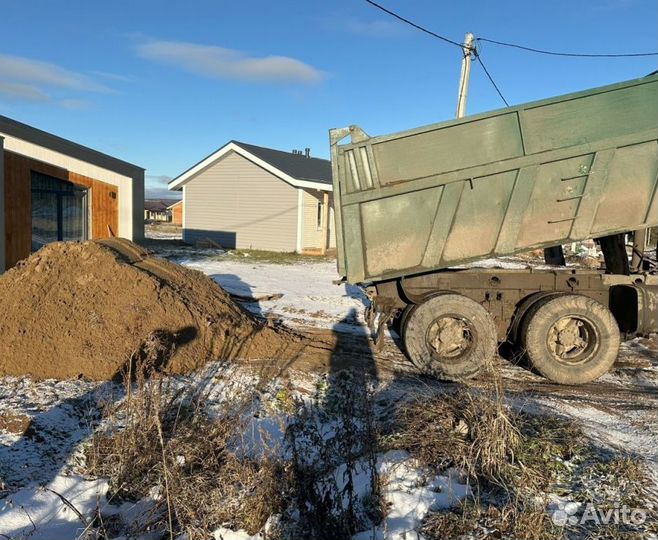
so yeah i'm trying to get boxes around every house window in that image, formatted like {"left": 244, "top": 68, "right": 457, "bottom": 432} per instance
{"left": 316, "top": 200, "right": 324, "bottom": 230}
{"left": 31, "top": 171, "right": 89, "bottom": 251}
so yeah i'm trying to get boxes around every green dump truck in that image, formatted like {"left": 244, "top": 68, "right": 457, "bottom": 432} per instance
{"left": 330, "top": 73, "right": 658, "bottom": 384}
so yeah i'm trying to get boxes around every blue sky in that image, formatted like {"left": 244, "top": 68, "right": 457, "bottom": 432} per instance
{"left": 0, "top": 0, "right": 656, "bottom": 198}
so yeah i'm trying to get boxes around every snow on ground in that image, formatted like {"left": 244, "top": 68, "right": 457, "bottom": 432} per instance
{"left": 1, "top": 247, "right": 656, "bottom": 539}
{"left": 214, "top": 450, "right": 470, "bottom": 540}
{"left": 181, "top": 255, "right": 368, "bottom": 331}
{"left": 0, "top": 377, "right": 106, "bottom": 489}
{"left": 352, "top": 452, "right": 470, "bottom": 540}
{"left": 0, "top": 475, "right": 108, "bottom": 540}
{"left": 178, "top": 251, "right": 567, "bottom": 331}
{"left": 144, "top": 223, "right": 182, "bottom": 241}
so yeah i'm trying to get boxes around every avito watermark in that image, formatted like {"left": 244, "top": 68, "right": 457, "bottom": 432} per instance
{"left": 552, "top": 501, "right": 647, "bottom": 527}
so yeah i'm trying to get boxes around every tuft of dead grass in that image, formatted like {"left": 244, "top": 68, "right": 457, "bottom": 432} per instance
{"left": 391, "top": 385, "right": 521, "bottom": 490}
{"left": 421, "top": 499, "right": 563, "bottom": 540}
{"left": 284, "top": 370, "right": 382, "bottom": 539}
{"left": 392, "top": 384, "right": 656, "bottom": 540}
{"left": 86, "top": 357, "right": 286, "bottom": 538}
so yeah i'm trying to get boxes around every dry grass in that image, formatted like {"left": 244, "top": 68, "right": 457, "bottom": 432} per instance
{"left": 284, "top": 370, "right": 382, "bottom": 539}
{"left": 422, "top": 499, "right": 563, "bottom": 540}
{"left": 85, "top": 342, "right": 383, "bottom": 539}
{"left": 86, "top": 356, "right": 286, "bottom": 538}
{"left": 572, "top": 456, "right": 657, "bottom": 512}
{"left": 83, "top": 340, "right": 654, "bottom": 539}
{"left": 391, "top": 383, "right": 522, "bottom": 491}
{"left": 389, "top": 371, "right": 654, "bottom": 540}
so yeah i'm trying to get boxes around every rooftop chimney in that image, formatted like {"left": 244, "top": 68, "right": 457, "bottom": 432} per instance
{"left": 304, "top": 147, "right": 310, "bottom": 158}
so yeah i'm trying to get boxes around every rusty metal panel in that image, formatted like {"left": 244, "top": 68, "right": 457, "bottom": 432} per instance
{"left": 521, "top": 84, "right": 658, "bottom": 154}
{"left": 591, "top": 141, "right": 658, "bottom": 234}
{"left": 331, "top": 74, "right": 658, "bottom": 284}
{"left": 442, "top": 171, "right": 517, "bottom": 263}
{"left": 371, "top": 112, "right": 524, "bottom": 185}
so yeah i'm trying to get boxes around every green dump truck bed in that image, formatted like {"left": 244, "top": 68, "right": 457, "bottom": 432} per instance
{"left": 330, "top": 73, "right": 658, "bottom": 284}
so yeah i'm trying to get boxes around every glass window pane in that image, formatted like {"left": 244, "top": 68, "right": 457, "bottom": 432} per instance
{"left": 32, "top": 171, "right": 80, "bottom": 192}
{"left": 62, "top": 193, "right": 86, "bottom": 242}
{"left": 31, "top": 172, "right": 88, "bottom": 251}
{"left": 31, "top": 191, "right": 59, "bottom": 251}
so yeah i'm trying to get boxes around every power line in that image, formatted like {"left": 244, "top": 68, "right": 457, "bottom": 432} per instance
{"left": 473, "top": 52, "right": 509, "bottom": 107}
{"left": 363, "top": 0, "right": 464, "bottom": 49}
{"left": 477, "top": 37, "right": 658, "bottom": 58}
{"left": 362, "top": 0, "right": 656, "bottom": 109}
{"left": 362, "top": 0, "right": 658, "bottom": 58}
{"left": 363, "top": 1, "right": 508, "bottom": 106}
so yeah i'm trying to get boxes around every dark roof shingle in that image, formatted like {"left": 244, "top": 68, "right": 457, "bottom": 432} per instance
{"left": 144, "top": 200, "right": 171, "bottom": 212}
{"left": 232, "top": 141, "right": 332, "bottom": 185}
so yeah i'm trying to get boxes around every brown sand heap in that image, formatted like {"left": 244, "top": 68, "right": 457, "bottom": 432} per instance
{"left": 0, "top": 238, "right": 305, "bottom": 380}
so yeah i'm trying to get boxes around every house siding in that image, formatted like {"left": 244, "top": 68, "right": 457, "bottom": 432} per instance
{"left": 1, "top": 131, "right": 143, "bottom": 243}
{"left": 301, "top": 189, "right": 336, "bottom": 250}
{"left": 183, "top": 151, "right": 299, "bottom": 251}
{"left": 170, "top": 201, "right": 183, "bottom": 225}
{"left": 3, "top": 150, "right": 120, "bottom": 269}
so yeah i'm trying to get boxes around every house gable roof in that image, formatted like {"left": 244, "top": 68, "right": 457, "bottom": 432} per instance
{"left": 0, "top": 114, "right": 143, "bottom": 177}
{"left": 144, "top": 199, "right": 171, "bottom": 212}
{"left": 168, "top": 140, "right": 332, "bottom": 192}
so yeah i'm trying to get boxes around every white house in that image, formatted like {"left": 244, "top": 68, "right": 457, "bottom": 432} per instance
{"left": 168, "top": 141, "right": 335, "bottom": 253}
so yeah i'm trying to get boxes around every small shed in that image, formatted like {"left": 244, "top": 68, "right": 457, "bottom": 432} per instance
{"left": 168, "top": 141, "right": 335, "bottom": 253}
{"left": 0, "top": 115, "right": 144, "bottom": 272}
{"left": 168, "top": 200, "right": 183, "bottom": 226}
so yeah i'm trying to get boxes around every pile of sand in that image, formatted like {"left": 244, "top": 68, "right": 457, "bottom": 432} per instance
{"left": 0, "top": 239, "right": 303, "bottom": 380}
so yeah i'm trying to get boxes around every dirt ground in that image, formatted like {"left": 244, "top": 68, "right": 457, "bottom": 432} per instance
{"left": 272, "top": 325, "right": 658, "bottom": 484}
{"left": 0, "top": 239, "right": 318, "bottom": 380}
{"left": 1, "top": 240, "right": 656, "bottom": 538}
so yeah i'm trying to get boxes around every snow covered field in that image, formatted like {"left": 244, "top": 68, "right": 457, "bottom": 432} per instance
{"left": 1, "top": 246, "right": 656, "bottom": 539}
{"left": 181, "top": 255, "right": 368, "bottom": 331}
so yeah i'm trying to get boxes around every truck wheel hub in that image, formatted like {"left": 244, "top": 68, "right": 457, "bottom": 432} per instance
{"left": 428, "top": 316, "right": 472, "bottom": 358}
{"left": 547, "top": 316, "right": 594, "bottom": 362}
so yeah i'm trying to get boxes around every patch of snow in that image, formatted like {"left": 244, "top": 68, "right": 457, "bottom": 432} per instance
{"left": 352, "top": 450, "right": 469, "bottom": 540}
{"left": 181, "top": 258, "right": 368, "bottom": 330}
{"left": 213, "top": 526, "right": 262, "bottom": 540}
{"left": 0, "top": 474, "right": 107, "bottom": 540}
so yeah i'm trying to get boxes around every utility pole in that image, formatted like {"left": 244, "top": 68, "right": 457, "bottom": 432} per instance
{"left": 456, "top": 32, "right": 475, "bottom": 118}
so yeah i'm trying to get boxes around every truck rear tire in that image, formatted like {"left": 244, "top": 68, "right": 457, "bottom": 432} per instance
{"left": 396, "top": 304, "right": 417, "bottom": 338}
{"left": 404, "top": 294, "right": 497, "bottom": 380}
{"left": 520, "top": 294, "right": 620, "bottom": 385}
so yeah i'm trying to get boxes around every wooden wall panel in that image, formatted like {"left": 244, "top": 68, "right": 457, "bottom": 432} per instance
{"left": 171, "top": 202, "right": 183, "bottom": 226}
{"left": 4, "top": 151, "right": 119, "bottom": 268}
{"left": 69, "top": 172, "right": 119, "bottom": 238}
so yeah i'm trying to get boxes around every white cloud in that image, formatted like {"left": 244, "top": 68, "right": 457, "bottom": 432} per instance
{"left": 0, "top": 53, "right": 112, "bottom": 106}
{"left": 147, "top": 174, "right": 173, "bottom": 185}
{"left": 0, "top": 54, "right": 111, "bottom": 92}
{"left": 146, "top": 174, "right": 179, "bottom": 200}
{"left": 59, "top": 98, "right": 93, "bottom": 110}
{"left": 136, "top": 39, "right": 324, "bottom": 84}
{"left": 0, "top": 81, "right": 49, "bottom": 102}
{"left": 344, "top": 18, "right": 406, "bottom": 38}
{"left": 90, "top": 70, "right": 131, "bottom": 82}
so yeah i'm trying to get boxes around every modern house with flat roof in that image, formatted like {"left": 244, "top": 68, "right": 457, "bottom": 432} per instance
{"left": 169, "top": 141, "right": 335, "bottom": 253}
{"left": 0, "top": 115, "right": 144, "bottom": 272}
